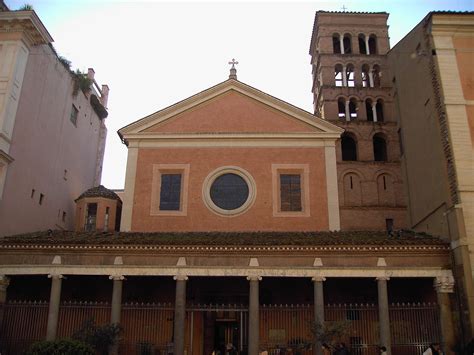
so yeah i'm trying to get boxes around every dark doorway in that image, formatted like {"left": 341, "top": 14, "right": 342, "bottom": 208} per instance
{"left": 215, "top": 321, "right": 239, "bottom": 355}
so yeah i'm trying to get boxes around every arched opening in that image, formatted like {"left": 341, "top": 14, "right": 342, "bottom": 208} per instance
{"left": 366, "top": 99, "right": 374, "bottom": 121}
{"left": 338, "top": 97, "right": 346, "bottom": 119}
{"left": 346, "top": 64, "right": 355, "bottom": 87}
{"left": 343, "top": 34, "right": 352, "bottom": 54}
{"left": 335, "top": 64, "right": 343, "bottom": 87}
{"left": 361, "top": 64, "right": 370, "bottom": 87}
{"left": 373, "top": 134, "right": 387, "bottom": 161}
{"left": 349, "top": 98, "right": 358, "bottom": 120}
{"left": 358, "top": 34, "right": 367, "bottom": 54}
{"left": 368, "top": 35, "right": 377, "bottom": 54}
{"left": 333, "top": 34, "right": 341, "bottom": 54}
{"left": 341, "top": 134, "right": 357, "bottom": 161}
{"left": 373, "top": 65, "right": 381, "bottom": 87}
{"left": 376, "top": 99, "right": 384, "bottom": 122}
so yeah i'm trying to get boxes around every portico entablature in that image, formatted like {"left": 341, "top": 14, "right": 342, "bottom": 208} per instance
{"left": 0, "top": 264, "right": 454, "bottom": 280}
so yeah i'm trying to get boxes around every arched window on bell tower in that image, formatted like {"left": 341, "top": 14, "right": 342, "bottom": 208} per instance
{"left": 361, "top": 64, "right": 370, "bottom": 87}
{"left": 358, "top": 34, "right": 367, "bottom": 54}
{"left": 369, "top": 35, "right": 378, "bottom": 54}
{"left": 341, "top": 133, "right": 358, "bottom": 161}
{"left": 366, "top": 99, "right": 374, "bottom": 121}
{"left": 338, "top": 97, "right": 346, "bottom": 119}
{"left": 346, "top": 64, "right": 355, "bottom": 87}
{"left": 343, "top": 33, "right": 352, "bottom": 54}
{"left": 335, "top": 64, "right": 343, "bottom": 87}
{"left": 376, "top": 99, "right": 385, "bottom": 122}
{"left": 373, "top": 134, "right": 388, "bottom": 162}
{"left": 333, "top": 34, "right": 341, "bottom": 54}
{"left": 349, "top": 98, "right": 358, "bottom": 120}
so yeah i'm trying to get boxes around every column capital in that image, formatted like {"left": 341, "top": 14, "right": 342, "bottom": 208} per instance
{"left": 247, "top": 276, "right": 262, "bottom": 281}
{"left": 47, "top": 274, "right": 64, "bottom": 280}
{"left": 0, "top": 275, "right": 10, "bottom": 291}
{"left": 376, "top": 276, "right": 390, "bottom": 281}
{"left": 109, "top": 275, "right": 125, "bottom": 281}
{"left": 312, "top": 276, "right": 326, "bottom": 282}
{"left": 173, "top": 275, "right": 188, "bottom": 281}
{"left": 434, "top": 275, "right": 455, "bottom": 293}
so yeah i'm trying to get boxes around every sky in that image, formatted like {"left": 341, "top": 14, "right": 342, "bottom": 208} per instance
{"left": 5, "top": 0, "right": 474, "bottom": 189}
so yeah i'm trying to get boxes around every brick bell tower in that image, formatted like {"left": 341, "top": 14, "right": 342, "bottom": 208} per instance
{"left": 309, "top": 11, "right": 407, "bottom": 231}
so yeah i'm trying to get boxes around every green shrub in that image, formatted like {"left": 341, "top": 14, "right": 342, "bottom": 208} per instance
{"left": 72, "top": 318, "right": 123, "bottom": 354}
{"left": 25, "top": 339, "right": 94, "bottom": 355}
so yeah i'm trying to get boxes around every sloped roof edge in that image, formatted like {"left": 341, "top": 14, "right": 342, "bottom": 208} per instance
{"left": 118, "top": 78, "right": 343, "bottom": 143}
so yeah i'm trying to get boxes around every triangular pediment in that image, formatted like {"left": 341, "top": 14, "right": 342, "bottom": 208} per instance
{"left": 119, "top": 79, "right": 343, "bottom": 142}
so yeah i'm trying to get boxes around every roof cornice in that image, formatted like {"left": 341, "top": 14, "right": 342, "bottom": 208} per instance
{"left": 0, "top": 243, "right": 450, "bottom": 253}
{"left": 118, "top": 79, "right": 343, "bottom": 144}
{"left": 0, "top": 10, "right": 53, "bottom": 45}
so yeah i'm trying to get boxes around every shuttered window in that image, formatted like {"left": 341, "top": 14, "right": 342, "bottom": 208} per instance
{"left": 280, "top": 174, "right": 302, "bottom": 212}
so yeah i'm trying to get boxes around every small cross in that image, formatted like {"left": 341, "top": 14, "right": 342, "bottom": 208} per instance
{"left": 341, "top": 4, "right": 347, "bottom": 11}
{"left": 228, "top": 58, "right": 239, "bottom": 69}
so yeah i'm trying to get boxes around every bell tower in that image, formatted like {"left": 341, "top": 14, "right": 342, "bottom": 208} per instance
{"left": 309, "top": 11, "right": 407, "bottom": 230}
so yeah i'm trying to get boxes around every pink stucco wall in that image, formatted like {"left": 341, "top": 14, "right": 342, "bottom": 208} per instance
{"left": 146, "top": 91, "right": 318, "bottom": 134}
{"left": 0, "top": 44, "right": 106, "bottom": 236}
{"left": 131, "top": 147, "right": 329, "bottom": 232}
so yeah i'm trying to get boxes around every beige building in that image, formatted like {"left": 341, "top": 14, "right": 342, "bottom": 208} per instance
{"left": 309, "top": 11, "right": 407, "bottom": 232}
{"left": 0, "top": 6, "right": 109, "bottom": 236}
{"left": 388, "top": 11, "right": 474, "bottom": 342}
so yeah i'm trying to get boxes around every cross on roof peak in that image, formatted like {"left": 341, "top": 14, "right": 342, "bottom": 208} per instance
{"left": 228, "top": 58, "right": 238, "bottom": 80}
{"left": 341, "top": 4, "right": 348, "bottom": 11}
{"left": 228, "top": 58, "right": 239, "bottom": 69}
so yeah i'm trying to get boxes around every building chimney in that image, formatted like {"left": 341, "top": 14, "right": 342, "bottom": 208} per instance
{"left": 87, "top": 68, "right": 95, "bottom": 81}
{"left": 101, "top": 84, "right": 109, "bottom": 108}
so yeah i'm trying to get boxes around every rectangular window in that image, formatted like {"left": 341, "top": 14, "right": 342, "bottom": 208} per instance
{"left": 280, "top": 174, "right": 302, "bottom": 212}
{"left": 62, "top": 211, "right": 66, "bottom": 222}
{"left": 272, "top": 164, "right": 310, "bottom": 217}
{"left": 70, "top": 105, "right": 78, "bottom": 126}
{"left": 104, "top": 207, "right": 110, "bottom": 232}
{"left": 151, "top": 164, "right": 190, "bottom": 216}
{"left": 39, "top": 193, "right": 44, "bottom": 205}
{"left": 386, "top": 218, "right": 394, "bottom": 234}
{"left": 159, "top": 174, "right": 182, "bottom": 211}
{"left": 85, "top": 203, "right": 97, "bottom": 232}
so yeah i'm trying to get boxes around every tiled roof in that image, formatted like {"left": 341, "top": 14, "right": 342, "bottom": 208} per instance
{"left": 0, "top": 230, "right": 448, "bottom": 247}
{"left": 75, "top": 185, "right": 121, "bottom": 202}
{"left": 316, "top": 10, "right": 388, "bottom": 14}
{"left": 430, "top": 10, "right": 474, "bottom": 14}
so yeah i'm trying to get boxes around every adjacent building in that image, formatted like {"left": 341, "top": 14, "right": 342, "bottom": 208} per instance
{"left": 0, "top": 6, "right": 109, "bottom": 236}
{"left": 388, "top": 11, "right": 474, "bottom": 343}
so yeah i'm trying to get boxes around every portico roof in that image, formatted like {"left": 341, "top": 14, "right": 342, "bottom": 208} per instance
{"left": 0, "top": 230, "right": 448, "bottom": 248}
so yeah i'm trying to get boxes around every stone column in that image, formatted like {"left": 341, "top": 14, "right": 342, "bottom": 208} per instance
{"left": 312, "top": 277, "right": 325, "bottom": 355}
{"left": 248, "top": 276, "right": 261, "bottom": 355}
{"left": 342, "top": 65, "right": 347, "bottom": 87}
{"left": 339, "top": 36, "right": 345, "bottom": 54}
{"left": 377, "top": 277, "right": 391, "bottom": 355}
{"left": 434, "top": 276, "right": 456, "bottom": 355}
{"left": 110, "top": 275, "right": 124, "bottom": 324}
{"left": 109, "top": 275, "right": 124, "bottom": 355}
{"left": 372, "top": 103, "right": 378, "bottom": 122}
{"left": 365, "top": 36, "right": 370, "bottom": 54}
{"left": 173, "top": 275, "right": 188, "bottom": 355}
{"left": 345, "top": 100, "right": 350, "bottom": 122}
{"left": 0, "top": 275, "right": 10, "bottom": 331}
{"left": 46, "top": 274, "right": 63, "bottom": 341}
{"left": 369, "top": 70, "right": 375, "bottom": 88}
